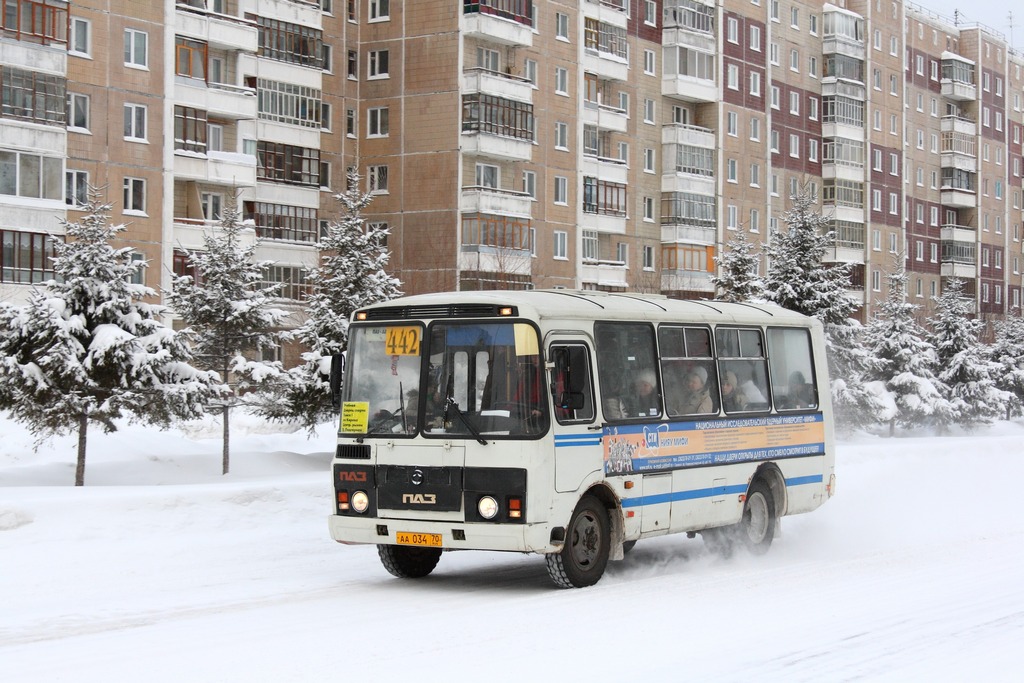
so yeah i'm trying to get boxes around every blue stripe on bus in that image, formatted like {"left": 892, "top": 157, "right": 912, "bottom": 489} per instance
{"left": 554, "top": 434, "right": 602, "bottom": 448}
{"left": 621, "top": 474, "right": 824, "bottom": 508}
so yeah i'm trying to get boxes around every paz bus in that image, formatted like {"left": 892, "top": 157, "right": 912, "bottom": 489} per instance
{"left": 328, "top": 290, "right": 836, "bottom": 588}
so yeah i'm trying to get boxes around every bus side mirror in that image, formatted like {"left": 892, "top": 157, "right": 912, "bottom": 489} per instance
{"left": 329, "top": 353, "right": 344, "bottom": 410}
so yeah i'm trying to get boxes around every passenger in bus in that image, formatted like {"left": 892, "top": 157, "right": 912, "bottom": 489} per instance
{"left": 779, "top": 371, "right": 815, "bottom": 409}
{"left": 606, "top": 369, "right": 660, "bottom": 419}
{"left": 670, "top": 366, "right": 713, "bottom": 416}
{"left": 720, "top": 370, "right": 749, "bottom": 412}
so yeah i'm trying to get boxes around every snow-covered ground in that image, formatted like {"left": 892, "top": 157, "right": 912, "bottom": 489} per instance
{"left": 2, "top": 413, "right": 1022, "bottom": 682}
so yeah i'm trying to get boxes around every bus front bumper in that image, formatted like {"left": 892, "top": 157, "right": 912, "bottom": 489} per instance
{"left": 327, "top": 515, "right": 558, "bottom": 554}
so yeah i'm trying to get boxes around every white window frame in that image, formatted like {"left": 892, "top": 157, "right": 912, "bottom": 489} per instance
{"left": 123, "top": 103, "right": 147, "bottom": 142}
{"left": 367, "top": 106, "right": 389, "bottom": 137}
{"left": 124, "top": 28, "right": 148, "bottom": 69}
{"left": 123, "top": 176, "right": 146, "bottom": 214}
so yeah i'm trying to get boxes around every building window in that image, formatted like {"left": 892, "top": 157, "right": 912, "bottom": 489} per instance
{"left": 347, "top": 50, "right": 357, "bottom": 78}
{"left": 554, "top": 176, "right": 568, "bottom": 205}
{"left": 522, "top": 170, "right": 536, "bottom": 199}
{"left": 67, "top": 92, "right": 88, "bottom": 130}
{"left": 644, "top": 49, "right": 655, "bottom": 75}
{"left": 257, "top": 16, "right": 324, "bottom": 68}
{"left": 201, "top": 192, "right": 223, "bottom": 221}
{"left": 173, "top": 106, "right": 207, "bottom": 153}
{"left": 369, "top": 0, "right": 389, "bottom": 21}
{"left": 555, "top": 66, "right": 568, "bottom": 95}
{"left": 645, "top": 0, "right": 657, "bottom": 25}
{"left": 643, "top": 244, "right": 655, "bottom": 270}
{"left": 643, "top": 196, "right": 654, "bottom": 220}
{"left": 0, "top": 150, "right": 62, "bottom": 199}
{"left": 582, "top": 229, "right": 598, "bottom": 261}
{"left": 462, "top": 94, "right": 534, "bottom": 141}
{"left": 367, "top": 165, "right": 388, "bottom": 194}
{"left": 124, "top": 29, "right": 148, "bottom": 68}
{"left": 122, "top": 103, "right": 147, "bottom": 141}
{"left": 475, "top": 163, "right": 498, "bottom": 188}
{"left": 175, "top": 37, "right": 207, "bottom": 79}
{"left": 0, "top": 229, "right": 61, "bottom": 284}
{"left": 556, "top": 12, "right": 569, "bottom": 39}
{"left": 65, "top": 170, "right": 88, "bottom": 207}
{"left": 123, "top": 177, "right": 146, "bottom": 213}
{"left": 262, "top": 265, "right": 312, "bottom": 301}
{"left": 582, "top": 177, "right": 627, "bottom": 217}
{"left": 368, "top": 49, "right": 389, "bottom": 78}
{"left": 643, "top": 98, "right": 655, "bottom": 123}
{"left": 244, "top": 201, "right": 319, "bottom": 243}
{"left": 553, "top": 230, "right": 567, "bottom": 259}
{"left": 1, "top": 67, "right": 66, "bottom": 126}
{"left": 70, "top": 17, "right": 90, "bottom": 56}
{"left": 555, "top": 121, "right": 568, "bottom": 150}
{"left": 643, "top": 148, "right": 655, "bottom": 172}
{"left": 257, "top": 79, "right": 322, "bottom": 128}
{"left": 257, "top": 142, "right": 320, "bottom": 187}
{"left": 207, "top": 123, "right": 223, "bottom": 152}
{"left": 524, "top": 59, "right": 537, "bottom": 86}
{"left": 367, "top": 106, "right": 389, "bottom": 137}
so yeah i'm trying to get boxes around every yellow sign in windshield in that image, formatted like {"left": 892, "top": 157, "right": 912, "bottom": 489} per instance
{"left": 384, "top": 326, "right": 421, "bottom": 356}
{"left": 340, "top": 401, "right": 370, "bottom": 433}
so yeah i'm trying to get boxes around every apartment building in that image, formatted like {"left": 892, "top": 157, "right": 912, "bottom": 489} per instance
{"left": 1, "top": 0, "right": 1023, "bottom": 343}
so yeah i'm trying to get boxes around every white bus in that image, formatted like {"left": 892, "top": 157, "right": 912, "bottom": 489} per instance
{"left": 328, "top": 290, "right": 836, "bottom": 588}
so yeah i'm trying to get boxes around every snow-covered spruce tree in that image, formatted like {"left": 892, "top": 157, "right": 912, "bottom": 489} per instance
{"left": 0, "top": 194, "right": 218, "bottom": 486}
{"left": 864, "top": 263, "right": 950, "bottom": 433}
{"left": 763, "top": 191, "right": 855, "bottom": 323}
{"left": 989, "top": 312, "right": 1024, "bottom": 419}
{"left": 763, "top": 191, "right": 884, "bottom": 432}
{"left": 711, "top": 229, "right": 765, "bottom": 302}
{"left": 254, "top": 168, "right": 402, "bottom": 430}
{"left": 928, "top": 278, "right": 1007, "bottom": 428}
{"left": 166, "top": 205, "right": 285, "bottom": 474}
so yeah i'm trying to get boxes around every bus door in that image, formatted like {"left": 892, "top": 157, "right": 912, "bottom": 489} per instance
{"left": 547, "top": 339, "right": 601, "bottom": 494}
{"left": 641, "top": 473, "right": 672, "bottom": 534}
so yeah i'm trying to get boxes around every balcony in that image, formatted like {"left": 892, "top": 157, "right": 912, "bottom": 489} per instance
{"left": 940, "top": 238, "right": 976, "bottom": 278}
{"left": 663, "top": 1, "right": 715, "bottom": 42}
{"left": 661, "top": 269, "right": 714, "bottom": 294}
{"left": 583, "top": 48, "right": 628, "bottom": 83}
{"left": 583, "top": 0, "right": 629, "bottom": 28}
{"left": 173, "top": 150, "right": 258, "bottom": 187}
{"left": 940, "top": 187, "right": 976, "bottom": 209}
{"left": 172, "top": 217, "right": 257, "bottom": 252}
{"left": 662, "top": 123, "right": 714, "bottom": 148}
{"left": 662, "top": 171, "right": 714, "bottom": 197}
{"left": 580, "top": 259, "right": 628, "bottom": 289}
{"left": 941, "top": 115, "right": 976, "bottom": 136}
{"left": 581, "top": 155, "right": 628, "bottom": 185}
{"left": 580, "top": 211, "right": 627, "bottom": 235}
{"left": 941, "top": 55, "right": 976, "bottom": 102}
{"left": 460, "top": 185, "right": 533, "bottom": 218}
{"left": 175, "top": 3, "right": 259, "bottom": 53}
{"left": 175, "top": 79, "right": 258, "bottom": 120}
{"left": 461, "top": 132, "right": 533, "bottom": 161}
{"left": 462, "top": 1, "right": 534, "bottom": 47}
{"left": 462, "top": 68, "right": 533, "bottom": 104}
{"left": 661, "top": 223, "right": 715, "bottom": 245}
{"left": 582, "top": 100, "right": 628, "bottom": 133}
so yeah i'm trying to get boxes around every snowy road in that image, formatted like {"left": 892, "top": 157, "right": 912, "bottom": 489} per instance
{"left": 2, "top": 423, "right": 1023, "bottom": 681}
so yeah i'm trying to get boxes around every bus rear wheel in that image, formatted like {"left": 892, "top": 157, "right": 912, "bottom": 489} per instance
{"left": 702, "top": 479, "right": 776, "bottom": 557}
{"left": 739, "top": 479, "right": 776, "bottom": 554}
{"left": 546, "top": 495, "right": 610, "bottom": 589}
{"left": 377, "top": 544, "right": 442, "bottom": 579}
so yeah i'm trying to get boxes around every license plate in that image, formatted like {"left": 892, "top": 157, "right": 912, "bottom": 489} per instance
{"left": 396, "top": 532, "right": 442, "bottom": 548}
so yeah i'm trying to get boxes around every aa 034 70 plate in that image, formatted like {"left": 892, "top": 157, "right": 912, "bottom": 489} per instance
{"left": 395, "top": 532, "right": 442, "bottom": 548}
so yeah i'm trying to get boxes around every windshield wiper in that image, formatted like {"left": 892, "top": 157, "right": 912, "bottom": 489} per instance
{"left": 443, "top": 395, "right": 488, "bottom": 446}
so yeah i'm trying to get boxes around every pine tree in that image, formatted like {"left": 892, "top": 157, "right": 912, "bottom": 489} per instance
{"left": 763, "top": 191, "right": 883, "bottom": 432}
{"left": 763, "top": 191, "right": 855, "bottom": 324}
{"left": 255, "top": 169, "right": 402, "bottom": 429}
{"left": 864, "top": 263, "right": 950, "bottom": 432}
{"left": 928, "top": 278, "right": 1007, "bottom": 428}
{"left": 711, "top": 229, "right": 764, "bottom": 302}
{"left": 166, "top": 205, "right": 285, "bottom": 474}
{"left": 989, "top": 313, "right": 1024, "bottom": 419}
{"left": 0, "top": 194, "right": 217, "bottom": 485}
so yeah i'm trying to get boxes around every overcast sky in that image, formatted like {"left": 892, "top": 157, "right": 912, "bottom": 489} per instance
{"left": 916, "top": 1, "right": 1022, "bottom": 50}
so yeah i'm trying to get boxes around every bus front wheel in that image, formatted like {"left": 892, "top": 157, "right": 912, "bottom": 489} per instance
{"left": 377, "top": 544, "right": 442, "bottom": 579}
{"left": 546, "top": 495, "right": 610, "bottom": 589}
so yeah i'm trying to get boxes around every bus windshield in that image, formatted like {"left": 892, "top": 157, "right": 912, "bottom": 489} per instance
{"left": 342, "top": 320, "right": 547, "bottom": 438}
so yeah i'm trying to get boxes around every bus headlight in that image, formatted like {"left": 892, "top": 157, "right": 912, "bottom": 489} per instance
{"left": 352, "top": 490, "right": 370, "bottom": 513}
{"left": 477, "top": 496, "right": 499, "bottom": 520}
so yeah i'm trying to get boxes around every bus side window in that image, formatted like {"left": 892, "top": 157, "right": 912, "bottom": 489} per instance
{"left": 595, "top": 322, "right": 661, "bottom": 421}
{"left": 767, "top": 328, "right": 818, "bottom": 410}
{"left": 550, "top": 344, "right": 595, "bottom": 423}
{"left": 716, "top": 327, "right": 771, "bottom": 413}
